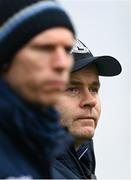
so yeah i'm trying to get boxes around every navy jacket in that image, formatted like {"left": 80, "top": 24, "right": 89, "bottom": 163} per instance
{"left": 52, "top": 140, "right": 96, "bottom": 179}
{"left": 0, "top": 79, "right": 73, "bottom": 179}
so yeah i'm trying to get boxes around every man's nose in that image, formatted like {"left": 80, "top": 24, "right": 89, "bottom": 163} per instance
{"left": 52, "top": 47, "right": 73, "bottom": 73}
{"left": 79, "top": 90, "right": 97, "bottom": 109}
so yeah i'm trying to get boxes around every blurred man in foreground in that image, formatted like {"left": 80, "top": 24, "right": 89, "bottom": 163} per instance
{"left": 0, "top": 0, "right": 76, "bottom": 178}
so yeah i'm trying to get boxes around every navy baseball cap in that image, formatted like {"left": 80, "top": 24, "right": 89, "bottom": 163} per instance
{"left": 71, "top": 39, "right": 122, "bottom": 76}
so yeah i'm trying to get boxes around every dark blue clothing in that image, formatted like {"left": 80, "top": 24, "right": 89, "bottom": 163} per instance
{"left": 52, "top": 139, "right": 96, "bottom": 179}
{"left": 0, "top": 79, "right": 73, "bottom": 179}
{"left": 77, "top": 140, "right": 96, "bottom": 175}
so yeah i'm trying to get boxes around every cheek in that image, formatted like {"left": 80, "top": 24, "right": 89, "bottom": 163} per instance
{"left": 96, "top": 104, "right": 101, "bottom": 116}
{"left": 68, "top": 56, "right": 74, "bottom": 70}
{"left": 60, "top": 116, "right": 75, "bottom": 131}
{"left": 59, "top": 107, "right": 73, "bottom": 125}
{"left": 18, "top": 49, "right": 51, "bottom": 77}
{"left": 97, "top": 99, "right": 101, "bottom": 116}
{"left": 56, "top": 101, "right": 74, "bottom": 126}
{"left": 22, "top": 61, "right": 52, "bottom": 90}
{"left": 95, "top": 101, "right": 101, "bottom": 125}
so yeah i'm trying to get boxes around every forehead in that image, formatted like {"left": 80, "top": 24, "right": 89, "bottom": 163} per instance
{"left": 70, "top": 64, "right": 99, "bottom": 85}
{"left": 28, "top": 27, "right": 74, "bottom": 45}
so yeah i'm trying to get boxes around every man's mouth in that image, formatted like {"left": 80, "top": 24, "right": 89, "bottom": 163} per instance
{"left": 76, "top": 116, "right": 96, "bottom": 122}
{"left": 75, "top": 117, "right": 96, "bottom": 128}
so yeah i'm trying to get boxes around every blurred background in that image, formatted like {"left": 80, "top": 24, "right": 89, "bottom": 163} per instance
{"left": 59, "top": 0, "right": 131, "bottom": 179}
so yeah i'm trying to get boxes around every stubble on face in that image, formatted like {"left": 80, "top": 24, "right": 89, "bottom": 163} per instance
{"left": 56, "top": 65, "right": 101, "bottom": 144}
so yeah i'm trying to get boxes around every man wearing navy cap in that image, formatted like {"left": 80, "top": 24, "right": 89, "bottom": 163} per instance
{"left": 53, "top": 39, "right": 122, "bottom": 179}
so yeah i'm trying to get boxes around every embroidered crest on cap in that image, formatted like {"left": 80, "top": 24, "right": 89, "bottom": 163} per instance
{"left": 71, "top": 39, "right": 90, "bottom": 54}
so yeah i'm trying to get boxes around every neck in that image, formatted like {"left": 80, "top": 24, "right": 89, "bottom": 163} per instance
{"left": 74, "top": 139, "right": 85, "bottom": 150}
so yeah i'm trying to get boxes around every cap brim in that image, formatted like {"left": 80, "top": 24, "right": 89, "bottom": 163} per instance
{"left": 72, "top": 55, "right": 122, "bottom": 76}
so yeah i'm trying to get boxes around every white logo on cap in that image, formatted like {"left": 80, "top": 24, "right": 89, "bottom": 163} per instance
{"left": 71, "top": 39, "right": 90, "bottom": 54}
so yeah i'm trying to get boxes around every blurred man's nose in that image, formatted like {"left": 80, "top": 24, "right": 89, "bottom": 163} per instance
{"left": 79, "top": 89, "right": 97, "bottom": 109}
{"left": 52, "top": 47, "right": 73, "bottom": 73}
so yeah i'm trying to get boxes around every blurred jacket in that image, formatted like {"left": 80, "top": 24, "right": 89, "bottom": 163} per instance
{"left": 0, "top": 79, "right": 73, "bottom": 179}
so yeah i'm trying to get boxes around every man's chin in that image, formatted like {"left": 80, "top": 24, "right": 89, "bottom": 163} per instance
{"left": 75, "top": 127, "right": 95, "bottom": 140}
{"left": 75, "top": 133, "right": 94, "bottom": 148}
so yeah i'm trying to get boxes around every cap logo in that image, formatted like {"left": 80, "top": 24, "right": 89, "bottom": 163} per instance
{"left": 71, "top": 39, "right": 90, "bottom": 54}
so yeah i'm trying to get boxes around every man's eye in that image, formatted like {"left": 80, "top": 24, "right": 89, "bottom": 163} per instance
{"left": 41, "top": 45, "right": 55, "bottom": 51}
{"left": 65, "top": 46, "right": 72, "bottom": 54}
{"left": 90, "top": 87, "right": 99, "bottom": 94}
{"left": 66, "top": 87, "right": 80, "bottom": 95}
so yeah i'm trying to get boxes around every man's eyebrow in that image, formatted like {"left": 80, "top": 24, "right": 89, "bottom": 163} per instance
{"left": 69, "top": 80, "right": 82, "bottom": 86}
{"left": 69, "top": 80, "right": 100, "bottom": 88}
{"left": 31, "top": 43, "right": 73, "bottom": 52}
{"left": 92, "top": 81, "right": 101, "bottom": 88}
{"left": 31, "top": 44, "right": 55, "bottom": 49}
